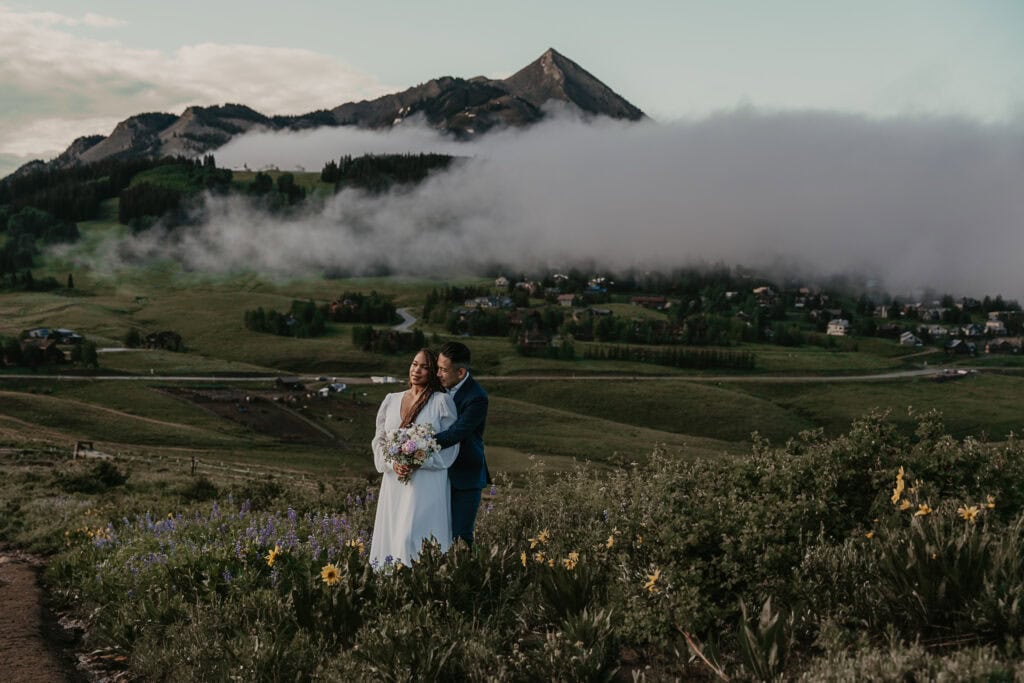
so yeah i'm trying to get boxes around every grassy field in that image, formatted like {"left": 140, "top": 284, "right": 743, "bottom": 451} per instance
{"left": 3, "top": 253, "right": 1023, "bottom": 482}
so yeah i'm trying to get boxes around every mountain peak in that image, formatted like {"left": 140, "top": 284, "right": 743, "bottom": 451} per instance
{"left": 501, "top": 49, "right": 644, "bottom": 121}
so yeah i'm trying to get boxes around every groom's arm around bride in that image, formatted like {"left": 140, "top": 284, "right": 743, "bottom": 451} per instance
{"left": 434, "top": 342, "right": 490, "bottom": 547}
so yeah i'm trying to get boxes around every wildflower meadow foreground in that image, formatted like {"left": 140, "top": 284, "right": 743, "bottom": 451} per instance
{"left": 33, "top": 410, "right": 1024, "bottom": 680}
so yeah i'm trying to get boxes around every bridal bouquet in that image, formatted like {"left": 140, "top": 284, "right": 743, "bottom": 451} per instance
{"left": 378, "top": 423, "right": 440, "bottom": 484}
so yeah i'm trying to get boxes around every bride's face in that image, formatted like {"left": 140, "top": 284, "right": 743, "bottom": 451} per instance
{"left": 408, "top": 351, "right": 431, "bottom": 387}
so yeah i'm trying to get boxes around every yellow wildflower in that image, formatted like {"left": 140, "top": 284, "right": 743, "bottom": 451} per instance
{"left": 643, "top": 567, "right": 661, "bottom": 594}
{"left": 635, "top": 534, "right": 643, "bottom": 547}
{"left": 534, "top": 552, "right": 545, "bottom": 564}
{"left": 266, "top": 544, "right": 281, "bottom": 567}
{"left": 986, "top": 495, "right": 996, "bottom": 509}
{"left": 520, "top": 551, "right": 527, "bottom": 567}
{"left": 320, "top": 563, "right": 341, "bottom": 586}
{"left": 547, "top": 559, "right": 555, "bottom": 568}
{"left": 865, "top": 531, "right": 875, "bottom": 539}
{"left": 167, "top": 512, "right": 174, "bottom": 519}
{"left": 899, "top": 500, "right": 911, "bottom": 510}
{"left": 606, "top": 535, "right": 615, "bottom": 549}
{"left": 538, "top": 529, "right": 550, "bottom": 544}
{"left": 345, "top": 538, "right": 365, "bottom": 554}
{"left": 891, "top": 466, "right": 906, "bottom": 504}
{"left": 958, "top": 505, "right": 980, "bottom": 522}
{"left": 915, "top": 504, "right": 932, "bottom": 517}
{"left": 562, "top": 551, "right": 579, "bottom": 570}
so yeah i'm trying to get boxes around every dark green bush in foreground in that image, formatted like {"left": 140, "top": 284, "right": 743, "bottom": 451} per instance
{"left": 44, "top": 410, "right": 1024, "bottom": 680}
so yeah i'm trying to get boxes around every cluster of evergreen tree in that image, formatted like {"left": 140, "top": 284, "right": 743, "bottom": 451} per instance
{"left": 0, "top": 155, "right": 202, "bottom": 222}
{"left": 243, "top": 300, "right": 326, "bottom": 339}
{"left": 246, "top": 171, "right": 306, "bottom": 208}
{"left": 320, "top": 154, "right": 454, "bottom": 193}
{"left": 351, "top": 326, "right": 426, "bottom": 355}
{"left": 118, "top": 156, "right": 233, "bottom": 230}
{"left": 326, "top": 291, "right": 397, "bottom": 324}
{"left": 0, "top": 205, "right": 79, "bottom": 286}
{"left": 581, "top": 343, "right": 755, "bottom": 370}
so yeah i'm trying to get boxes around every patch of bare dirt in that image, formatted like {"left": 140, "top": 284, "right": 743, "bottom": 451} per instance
{"left": 159, "top": 387, "right": 339, "bottom": 444}
{"left": 0, "top": 548, "right": 80, "bottom": 682}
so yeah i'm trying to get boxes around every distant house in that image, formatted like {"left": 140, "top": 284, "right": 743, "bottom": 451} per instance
{"left": 961, "top": 324, "right": 985, "bottom": 338}
{"left": 494, "top": 275, "right": 509, "bottom": 289}
{"left": 985, "top": 319, "right": 1007, "bottom": 335}
{"left": 557, "top": 294, "right": 577, "bottom": 308}
{"left": 827, "top": 319, "right": 851, "bottom": 336}
{"left": 25, "top": 327, "right": 51, "bottom": 339}
{"left": 899, "top": 331, "right": 923, "bottom": 346}
{"left": 19, "top": 338, "right": 66, "bottom": 364}
{"left": 985, "top": 337, "right": 1021, "bottom": 354}
{"left": 923, "top": 325, "right": 949, "bottom": 338}
{"left": 54, "top": 328, "right": 83, "bottom": 344}
{"left": 945, "top": 339, "right": 976, "bottom": 356}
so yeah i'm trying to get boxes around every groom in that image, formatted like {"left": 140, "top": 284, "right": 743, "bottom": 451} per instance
{"left": 434, "top": 341, "right": 489, "bottom": 546}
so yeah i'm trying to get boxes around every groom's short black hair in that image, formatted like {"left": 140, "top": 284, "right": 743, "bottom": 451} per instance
{"left": 439, "top": 341, "right": 471, "bottom": 368}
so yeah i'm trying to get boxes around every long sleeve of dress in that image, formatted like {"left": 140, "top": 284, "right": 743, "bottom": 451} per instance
{"left": 371, "top": 393, "right": 394, "bottom": 474}
{"left": 418, "top": 393, "right": 460, "bottom": 471}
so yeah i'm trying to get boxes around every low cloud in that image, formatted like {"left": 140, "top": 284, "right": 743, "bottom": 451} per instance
{"left": 75, "top": 108, "right": 1024, "bottom": 301}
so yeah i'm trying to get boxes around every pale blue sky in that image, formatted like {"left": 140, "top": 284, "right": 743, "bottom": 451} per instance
{"left": 0, "top": 0, "right": 1021, "bottom": 174}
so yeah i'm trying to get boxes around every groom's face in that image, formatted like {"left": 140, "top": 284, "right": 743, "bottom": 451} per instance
{"left": 437, "top": 353, "right": 465, "bottom": 389}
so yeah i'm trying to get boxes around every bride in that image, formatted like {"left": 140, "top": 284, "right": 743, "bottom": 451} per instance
{"left": 369, "top": 348, "right": 460, "bottom": 567}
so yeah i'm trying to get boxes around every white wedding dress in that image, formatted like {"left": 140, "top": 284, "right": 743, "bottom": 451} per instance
{"left": 369, "top": 390, "right": 460, "bottom": 567}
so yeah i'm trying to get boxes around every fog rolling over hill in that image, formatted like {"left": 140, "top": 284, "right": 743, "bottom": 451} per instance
{"left": 75, "top": 107, "right": 1024, "bottom": 301}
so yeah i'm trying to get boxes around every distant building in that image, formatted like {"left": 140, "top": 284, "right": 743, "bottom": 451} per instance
{"left": 900, "top": 331, "right": 922, "bottom": 346}
{"left": 827, "top": 319, "right": 851, "bottom": 336}
{"left": 985, "top": 338, "right": 1021, "bottom": 354}
{"left": 985, "top": 319, "right": 1007, "bottom": 335}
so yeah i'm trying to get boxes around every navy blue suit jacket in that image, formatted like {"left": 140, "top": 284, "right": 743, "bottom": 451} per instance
{"left": 435, "top": 374, "right": 489, "bottom": 490}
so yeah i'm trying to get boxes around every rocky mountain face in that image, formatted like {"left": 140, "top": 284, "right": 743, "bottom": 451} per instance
{"left": 28, "top": 48, "right": 644, "bottom": 173}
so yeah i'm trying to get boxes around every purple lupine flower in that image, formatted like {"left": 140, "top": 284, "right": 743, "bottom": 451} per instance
{"left": 287, "top": 507, "right": 297, "bottom": 524}
{"left": 222, "top": 570, "right": 233, "bottom": 584}
{"left": 489, "top": 485, "right": 496, "bottom": 497}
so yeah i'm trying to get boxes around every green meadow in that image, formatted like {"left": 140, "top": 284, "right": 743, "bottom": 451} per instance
{"left": 3, "top": 206, "right": 1024, "bottom": 680}
{"left": 3, "top": 217, "right": 1022, "bottom": 473}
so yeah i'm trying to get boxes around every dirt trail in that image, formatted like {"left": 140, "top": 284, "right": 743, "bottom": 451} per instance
{"left": 0, "top": 549, "right": 78, "bottom": 682}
